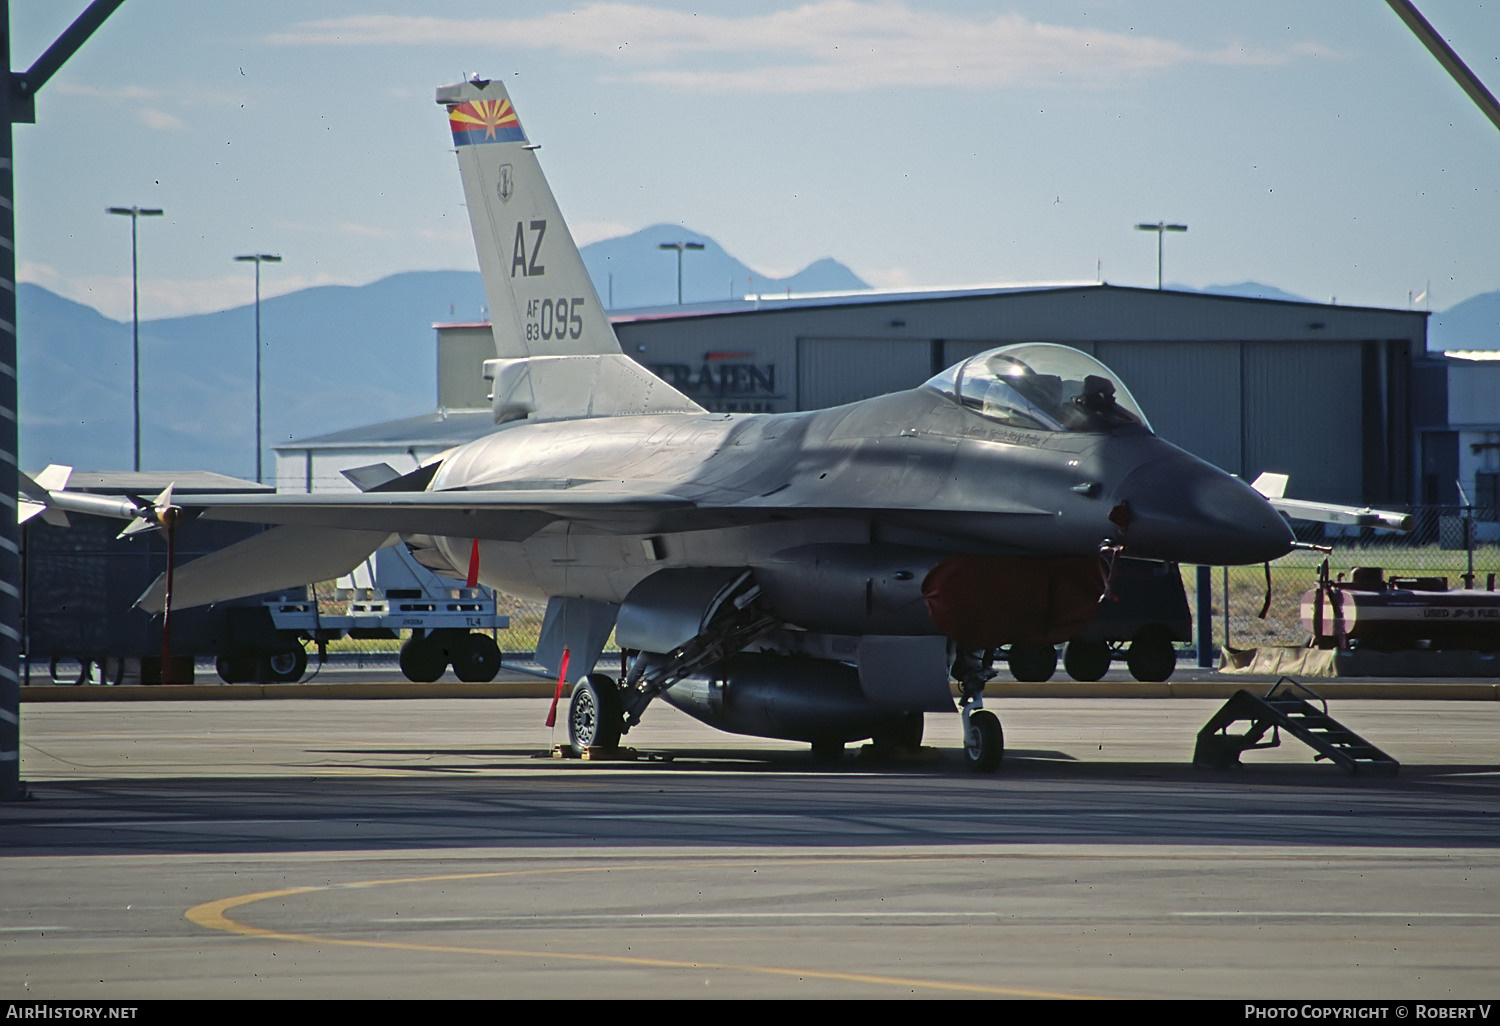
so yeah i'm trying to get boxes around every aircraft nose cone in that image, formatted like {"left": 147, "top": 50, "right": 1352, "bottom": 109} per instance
{"left": 1114, "top": 457, "right": 1295, "bottom": 565}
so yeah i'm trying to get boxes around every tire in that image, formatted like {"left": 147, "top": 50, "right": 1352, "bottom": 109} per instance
{"left": 1063, "top": 639, "right": 1111, "bottom": 682}
{"left": 870, "top": 711, "right": 924, "bottom": 751}
{"left": 452, "top": 633, "right": 501, "bottom": 682}
{"left": 1125, "top": 625, "right": 1177, "bottom": 682}
{"left": 569, "top": 673, "right": 624, "bottom": 753}
{"left": 49, "top": 655, "right": 89, "bottom": 686}
{"left": 965, "top": 709, "right": 1004, "bottom": 772}
{"left": 264, "top": 644, "right": 308, "bottom": 683}
{"left": 216, "top": 652, "right": 256, "bottom": 684}
{"left": 399, "top": 635, "right": 448, "bottom": 683}
{"left": 1006, "top": 641, "right": 1057, "bottom": 682}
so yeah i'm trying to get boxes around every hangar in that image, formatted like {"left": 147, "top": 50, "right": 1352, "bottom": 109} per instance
{"left": 317, "top": 283, "right": 1429, "bottom": 509}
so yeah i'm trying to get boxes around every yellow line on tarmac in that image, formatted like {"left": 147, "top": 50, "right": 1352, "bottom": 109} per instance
{"left": 185, "top": 859, "right": 1099, "bottom": 999}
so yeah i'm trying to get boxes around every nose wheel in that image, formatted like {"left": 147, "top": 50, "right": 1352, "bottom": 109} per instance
{"left": 963, "top": 708, "right": 1004, "bottom": 772}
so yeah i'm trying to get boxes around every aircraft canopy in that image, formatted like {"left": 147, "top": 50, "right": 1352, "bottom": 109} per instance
{"left": 926, "top": 343, "right": 1151, "bottom": 433}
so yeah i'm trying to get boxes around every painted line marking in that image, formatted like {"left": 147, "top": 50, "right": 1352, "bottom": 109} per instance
{"left": 1175, "top": 911, "right": 1500, "bottom": 919}
{"left": 185, "top": 858, "right": 1100, "bottom": 999}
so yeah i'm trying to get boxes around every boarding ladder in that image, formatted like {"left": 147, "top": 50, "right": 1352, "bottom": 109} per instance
{"left": 1194, "top": 676, "right": 1399, "bottom": 775}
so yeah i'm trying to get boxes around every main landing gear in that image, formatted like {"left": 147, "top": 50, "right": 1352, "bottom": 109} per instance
{"left": 567, "top": 673, "right": 624, "bottom": 752}
{"left": 954, "top": 647, "right": 1004, "bottom": 772}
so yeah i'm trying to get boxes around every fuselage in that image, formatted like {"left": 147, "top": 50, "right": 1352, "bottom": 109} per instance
{"left": 425, "top": 375, "right": 1295, "bottom": 610}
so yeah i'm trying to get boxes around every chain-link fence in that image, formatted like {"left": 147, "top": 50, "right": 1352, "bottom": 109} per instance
{"left": 1184, "top": 505, "right": 1499, "bottom": 652}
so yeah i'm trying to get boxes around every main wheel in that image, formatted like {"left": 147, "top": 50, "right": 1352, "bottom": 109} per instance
{"left": 569, "top": 673, "right": 624, "bottom": 753}
{"left": 1006, "top": 641, "right": 1057, "bottom": 682}
{"left": 870, "top": 711, "right": 924, "bottom": 751}
{"left": 1125, "top": 625, "right": 1177, "bottom": 682}
{"left": 1063, "top": 639, "right": 1111, "bottom": 682}
{"left": 452, "top": 633, "right": 501, "bottom": 682}
{"left": 265, "top": 644, "right": 308, "bottom": 683}
{"left": 965, "top": 709, "right": 1004, "bottom": 772}
{"left": 399, "top": 635, "right": 448, "bottom": 683}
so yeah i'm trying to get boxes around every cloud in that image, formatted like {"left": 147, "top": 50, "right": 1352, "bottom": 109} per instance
{"left": 267, "top": 2, "right": 1305, "bottom": 93}
{"left": 51, "top": 81, "right": 237, "bottom": 132}
{"left": 138, "top": 108, "right": 187, "bottom": 132}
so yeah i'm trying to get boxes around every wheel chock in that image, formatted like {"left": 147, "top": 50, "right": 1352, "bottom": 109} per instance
{"left": 544, "top": 745, "right": 673, "bottom": 763}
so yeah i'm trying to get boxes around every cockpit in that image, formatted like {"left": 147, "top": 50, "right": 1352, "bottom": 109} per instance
{"left": 924, "top": 343, "right": 1151, "bottom": 433}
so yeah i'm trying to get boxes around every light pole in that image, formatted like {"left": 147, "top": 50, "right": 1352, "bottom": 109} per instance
{"left": 1134, "top": 221, "right": 1187, "bottom": 290}
{"left": 107, "top": 205, "right": 164, "bottom": 471}
{"left": 234, "top": 253, "right": 281, "bottom": 484}
{"left": 658, "top": 241, "right": 704, "bottom": 305}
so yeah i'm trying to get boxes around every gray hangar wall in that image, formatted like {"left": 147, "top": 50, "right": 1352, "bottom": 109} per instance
{"left": 609, "top": 285, "right": 1424, "bottom": 507}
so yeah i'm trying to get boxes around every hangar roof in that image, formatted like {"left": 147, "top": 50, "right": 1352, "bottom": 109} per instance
{"left": 599, "top": 282, "right": 1427, "bottom": 327}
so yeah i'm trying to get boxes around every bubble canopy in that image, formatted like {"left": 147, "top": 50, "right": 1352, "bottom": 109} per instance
{"left": 924, "top": 343, "right": 1152, "bottom": 434}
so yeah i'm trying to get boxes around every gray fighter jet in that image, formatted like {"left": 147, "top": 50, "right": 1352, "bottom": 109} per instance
{"left": 25, "top": 79, "right": 1306, "bottom": 770}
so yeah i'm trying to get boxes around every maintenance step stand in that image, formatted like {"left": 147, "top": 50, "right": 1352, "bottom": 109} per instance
{"left": 1195, "top": 676, "right": 1399, "bottom": 775}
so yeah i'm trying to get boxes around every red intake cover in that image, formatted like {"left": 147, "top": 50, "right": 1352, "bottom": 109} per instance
{"left": 921, "top": 554, "right": 1105, "bottom": 647}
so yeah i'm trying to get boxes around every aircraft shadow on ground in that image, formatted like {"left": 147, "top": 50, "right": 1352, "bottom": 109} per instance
{"left": 6, "top": 750, "right": 1498, "bottom": 858}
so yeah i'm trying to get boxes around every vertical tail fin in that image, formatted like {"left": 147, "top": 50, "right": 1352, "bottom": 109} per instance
{"left": 438, "top": 78, "right": 699, "bottom": 420}
{"left": 438, "top": 78, "right": 619, "bottom": 360}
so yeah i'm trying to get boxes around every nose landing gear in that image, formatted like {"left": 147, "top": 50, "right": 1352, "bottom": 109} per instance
{"left": 954, "top": 647, "right": 1005, "bottom": 772}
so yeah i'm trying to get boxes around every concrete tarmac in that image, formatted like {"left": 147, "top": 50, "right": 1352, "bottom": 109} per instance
{"left": 4, "top": 689, "right": 1499, "bottom": 1000}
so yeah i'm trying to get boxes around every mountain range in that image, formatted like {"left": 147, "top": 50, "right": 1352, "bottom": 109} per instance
{"left": 581, "top": 224, "right": 868, "bottom": 309}
{"left": 17, "top": 225, "right": 1496, "bottom": 477}
{"left": 18, "top": 226, "right": 868, "bottom": 477}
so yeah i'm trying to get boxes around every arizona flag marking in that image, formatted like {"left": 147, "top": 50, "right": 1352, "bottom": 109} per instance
{"left": 448, "top": 99, "right": 525, "bottom": 146}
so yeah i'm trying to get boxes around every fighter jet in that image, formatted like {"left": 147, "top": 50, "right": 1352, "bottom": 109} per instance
{"left": 25, "top": 78, "right": 1304, "bottom": 770}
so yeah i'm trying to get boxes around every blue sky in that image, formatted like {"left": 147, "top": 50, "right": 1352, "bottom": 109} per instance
{"left": 13, "top": 1, "right": 1499, "bottom": 320}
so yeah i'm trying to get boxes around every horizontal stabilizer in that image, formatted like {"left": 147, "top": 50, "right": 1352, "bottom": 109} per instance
{"left": 342, "top": 463, "right": 402, "bottom": 492}
{"left": 136, "top": 525, "right": 394, "bottom": 614}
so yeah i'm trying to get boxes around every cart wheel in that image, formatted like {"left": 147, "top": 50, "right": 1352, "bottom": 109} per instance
{"left": 48, "top": 655, "right": 89, "bottom": 686}
{"left": 1125, "top": 625, "right": 1177, "bottom": 682}
{"left": 216, "top": 652, "right": 256, "bottom": 684}
{"left": 265, "top": 644, "right": 308, "bottom": 683}
{"left": 399, "top": 635, "right": 448, "bottom": 683}
{"left": 1063, "top": 639, "right": 1111, "bottom": 682}
{"left": 1006, "top": 641, "right": 1057, "bottom": 682}
{"left": 452, "top": 633, "right": 501, "bottom": 682}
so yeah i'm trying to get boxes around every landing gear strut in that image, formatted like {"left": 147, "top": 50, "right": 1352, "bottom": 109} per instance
{"left": 954, "top": 647, "right": 1005, "bottom": 772}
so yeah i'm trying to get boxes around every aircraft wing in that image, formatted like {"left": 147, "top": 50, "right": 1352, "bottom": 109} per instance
{"left": 27, "top": 471, "right": 1059, "bottom": 615}
{"left": 29, "top": 472, "right": 1055, "bottom": 543}
{"left": 166, "top": 486, "right": 699, "bottom": 540}
{"left": 135, "top": 525, "right": 395, "bottom": 614}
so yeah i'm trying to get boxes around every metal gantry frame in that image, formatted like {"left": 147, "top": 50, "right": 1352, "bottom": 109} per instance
{"left": 2, "top": 0, "right": 128, "bottom": 802}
